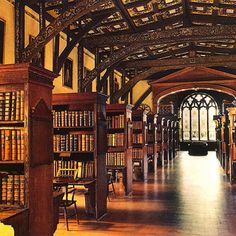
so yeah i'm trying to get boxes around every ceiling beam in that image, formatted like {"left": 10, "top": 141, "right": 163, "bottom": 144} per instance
{"left": 113, "top": 0, "right": 137, "bottom": 31}
{"left": 84, "top": 25, "right": 236, "bottom": 48}
{"left": 112, "top": 54, "right": 236, "bottom": 102}
{"left": 133, "top": 86, "right": 152, "bottom": 110}
{"left": 122, "top": 54, "right": 236, "bottom": 69}
{"left": 22, "top": 0, "right": 107, "bottom": 62}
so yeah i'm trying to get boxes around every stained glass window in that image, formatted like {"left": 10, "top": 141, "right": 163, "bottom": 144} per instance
{"left": 180, "top": 92, "right": 217, "bottom": 141}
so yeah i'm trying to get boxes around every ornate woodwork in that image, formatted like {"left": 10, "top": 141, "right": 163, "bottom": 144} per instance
{"left": 22, "top": 0, "right": 108, "bottom": 62}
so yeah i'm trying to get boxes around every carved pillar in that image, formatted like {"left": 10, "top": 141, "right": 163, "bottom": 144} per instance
{"left": 39, "top": 2, "right": 45, "bottom": 67}
{"left": 95, "top": 48, "right": 101, "bottom": 92}
{"left": 14, "top": 0, "right": 25, "bottom": 63}
{"left": 53, "top": 35, "right": 60, "bottom": 73}
{"left": 78, "top": 43, "right": 84, "bottom": 93}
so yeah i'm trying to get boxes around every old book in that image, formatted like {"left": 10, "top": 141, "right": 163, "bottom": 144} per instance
{"left": 20, "top": 130, "right": 24, "bottom": 161}
{"left": 10, "top": 91, "right": 16, "bottom": 121}
{"left": 4, "top": 92, "right": 11, "bottom": 121}
{"left": 15, "top": 91, "right": 21, "bottom": 120}
{"left": 0, "top": 130, "right": 5, "bottom": 161}
{"left": 20, "top": 90, "right": 24, "bottom": 121}
{"left": 16, "top": 130, "right": 21, "bottom": 160}
{"left": 0, "top": 92, "right": 4, "bottom": 121}
{"left": 11, "top": 130, "right": 17, "bottom": 161}
{"left": 4, "top": 130, "right": 11, "bottom": 161}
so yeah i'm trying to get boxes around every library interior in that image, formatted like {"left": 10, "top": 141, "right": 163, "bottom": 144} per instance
{"left": 1, "top": 0, "right": 236, "bottom": 235}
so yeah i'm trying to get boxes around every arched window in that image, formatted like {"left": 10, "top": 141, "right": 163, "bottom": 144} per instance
{"left": 180, "top": 92, "right": 218, "bottom": 141}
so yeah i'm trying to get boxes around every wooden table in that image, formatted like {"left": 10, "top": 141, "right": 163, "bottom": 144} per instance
{"left": 0, "top": 207, "right": 29, "bottom": 236}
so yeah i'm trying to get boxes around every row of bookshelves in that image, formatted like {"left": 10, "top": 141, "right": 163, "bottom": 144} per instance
{"left": 53, "top": 134, "right": 94, "bottom": 152}
{"left": 0, "top": 129, "right": 24, "bottom": 161}
{"left": 0, "top": 91, "right": 24, "bottom": 121}
{"left": 107, "top": 133, "right": 124, "bottom": 147}
{"left": 107, "top": 115, "right": 125, "bottom": 129}
{"left": 132, "top": 148, "right": 143, "bottom": 159}
{"left": 133, "top": 121, "right": 143, "bottom": 129}
{"left": 0, "top": 174, "right": 25, "bottom": 206}
{"left": 53, "top": 110, "right": 94, "bottom": 128}
{"left": 106, "top": 152, "right": 125, "bottom": 167}
{"left": 53, "top": 160, "right": 94, "bottom": 179}
{"left": 133, "top": 133, "right": 143, "bottom": 144}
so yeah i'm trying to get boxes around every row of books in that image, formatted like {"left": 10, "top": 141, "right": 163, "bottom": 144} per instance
{"left": 0, "top": 91, "right": 24, "bottom": 121}
{"left": 106, "top": 152, "right": 125, "bottom": 167}
{"left": 147, "top": 146, "right": 154, "bottom": 155}
{"left": 107, "top": 115, "right": 125, "bottom": 129}
{"left": 0, "top": 174, "right": 25, "bottom": 206}
{"left": 133, "top": 121, "right": 143, "bottom": 129}
{"left": 53, "top": 134, "right": 94, "bottom": 152}
{"left": 133, "top": 133, "right": 143, "bottom": 144}
{"left": 53, "top": 110, "right": 94, "bottom": 127}
{"left": 147, "top": 133, "right": 154, "bottom": 143}
{"left": 107, "top": 133, "right": 124, "bottom": 147}
{"left": 0, "top": 129, "right": 24, "bottom": 161}
{"left": 132, "top": 148, "right": 143, "bottom": 159}
{"left": 54, "top": 160, "right": 94, "bottom": 179}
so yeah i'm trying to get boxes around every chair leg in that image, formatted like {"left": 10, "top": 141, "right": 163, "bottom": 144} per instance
{"left": 74, "top": 202, "right": 79, "bottom": 225}
{"left": 111, "top": 182, "right": 116, "bottom": 197}
{"left": 63, "top": 206, "right": 69, "bottom": 231}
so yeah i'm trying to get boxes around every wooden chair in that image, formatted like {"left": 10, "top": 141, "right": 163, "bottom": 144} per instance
{"left": 56, "top": 168, "right": 79, "bottom": 230}
{"left": 107, "top": 173, "right": 116, "bottom": 200}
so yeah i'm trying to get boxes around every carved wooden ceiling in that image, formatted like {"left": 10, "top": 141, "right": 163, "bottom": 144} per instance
{"left": 27, "top": 0, "right": 236, "bottom": 80}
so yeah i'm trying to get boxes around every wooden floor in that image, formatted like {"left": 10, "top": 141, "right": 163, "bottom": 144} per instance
{"left": 54, "top": 151, "right": 236, "bottom": 236}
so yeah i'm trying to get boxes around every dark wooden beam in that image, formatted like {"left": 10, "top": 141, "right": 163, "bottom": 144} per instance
{"left": 55, "top": 12, "right": 110, "bottom": 73}
{"left": 123, "top": 54, "right": 236, "bottom": 69}
{"left": 78, "top": 43, "right": 84, "bottom": 93}
{"left": 112, "top": 54, "right": 236, "bottom": 102}
{"left": 113, "top": 0, "right": 137, "bottom": 31}
{"left": 15, "top": 0, "right": 25, "bottom": 63}
{"left": 133, "top": 86, "right": 152, "bottom": 110}
{"left": 22, "top": 0, "right": 107, "bottom": 62}
{"left": 82, "top": 43, "right": 143, "bottom": 90}
{"left": 84, "top": 25, "right": 236, "bottom": 48}
{"left": 53, "top": 34, "right": 60, "bottom": 72}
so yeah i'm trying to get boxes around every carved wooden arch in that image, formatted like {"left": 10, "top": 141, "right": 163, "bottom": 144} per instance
{"left": 22, "top": 0, "right": 107, "bottom": 62}
{"left": 55, "top": 12, "right": 111, "bottom": 74}
{"left": 153, "top": 84, "right": 236, "bottom": 112}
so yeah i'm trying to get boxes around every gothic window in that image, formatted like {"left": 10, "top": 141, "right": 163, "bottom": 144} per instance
{"left": 180, "top": 92, "right": 218, "bottom": 141}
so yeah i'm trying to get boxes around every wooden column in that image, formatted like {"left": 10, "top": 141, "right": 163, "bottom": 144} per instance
{"left": 95, "top": 48, "right": 101, "bottom": 92}
{"left": 53, "top": 35, "right": 60, "bottom": 73}
{"left": 14, "top": 0, "right": 25, "bottom": 63}
{"left": 78, "top": 43, "right": 84, "bottom": 92}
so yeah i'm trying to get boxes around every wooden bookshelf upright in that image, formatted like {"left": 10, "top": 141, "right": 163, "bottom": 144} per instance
{"left": 226, "top": 107, "right": 236, "bottom": 183}
{"left": 106, "top": 104, "right": 133, "bottom": 195}
{"left": 147, "top": 113, "right": 158, "bottom": 173}
{"left": 132, "top": 109, "right": 148, "bottom": 181}
{"left": 0, "top": 63, "right": 56, "bottom": 236}
{"left": 52, "top": 92, "right": 107, "bottom": 219}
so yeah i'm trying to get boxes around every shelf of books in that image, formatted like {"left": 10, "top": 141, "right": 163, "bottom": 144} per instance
{"left": 156, "top": 116, "right": 163, "bottom": 167}
{"left": 147, "top": 113, "right": 158, "bottom": 173}
{"left": 132, "top": 109, "right": 148, "bottom": 181}
{"left": 106, "top": 104, "right": 133, "bottom": 195}
{"left": 0, "top": 63, "right": 56, "bottom": 236}
{"left": 52, "top": 92, "right": 107, "bottom": 219}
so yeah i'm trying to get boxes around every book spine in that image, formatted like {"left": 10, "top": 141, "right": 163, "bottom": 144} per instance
{"left": 20, "top": 90, "right": 24, "bottom": 121}
{"left": 5, "top": 130, "right": 11, "bottom": 161}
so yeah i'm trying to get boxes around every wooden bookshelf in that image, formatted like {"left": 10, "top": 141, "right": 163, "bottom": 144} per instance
{"left": 52, "top": 92, "right": 107, "bottom": 219}
{"left": 106, "top": 104, "right": 133, "bottom": 195}
{"left": 226, "top": 107, "right": 236, "bottom": 183}
{"left": 0, "top": 63, "right": 56, "bottom": 236}
{"left": 132, "top": 109, "right": 148, "bottom": 181}
{"left": 147, "top": 113, "right": 158, "bottom": 173}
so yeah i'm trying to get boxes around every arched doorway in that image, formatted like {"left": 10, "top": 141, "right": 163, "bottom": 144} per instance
{"left": 180, "top": 92, "right": 218, "bottom": 142}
